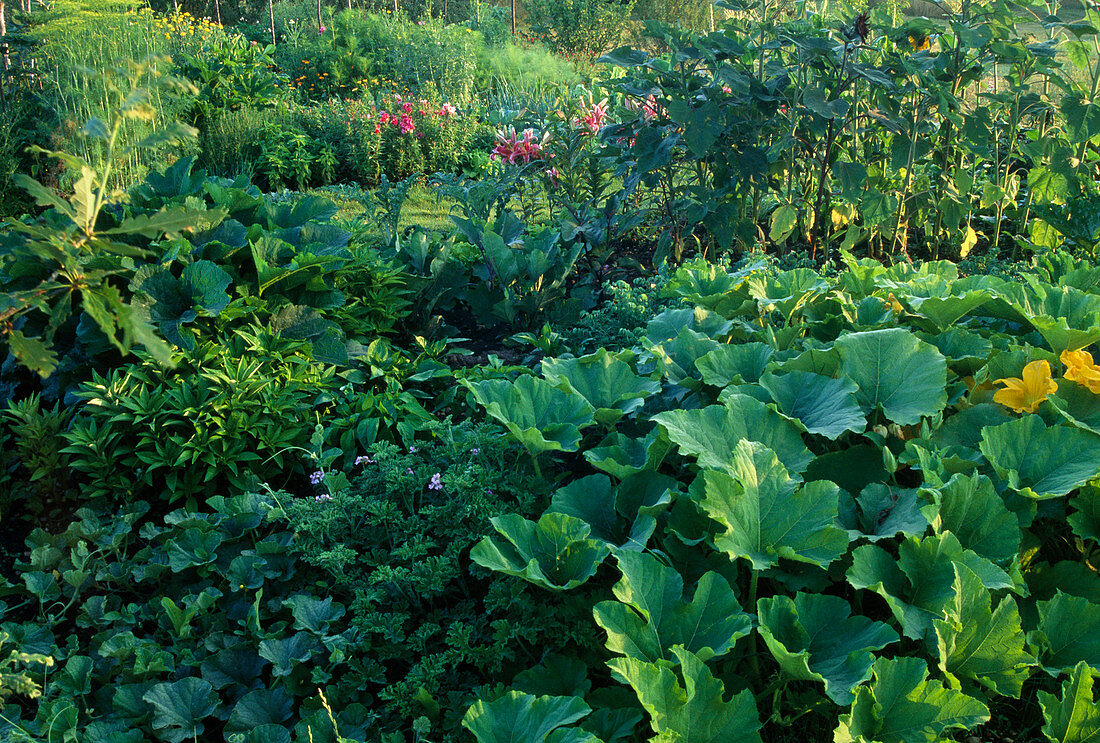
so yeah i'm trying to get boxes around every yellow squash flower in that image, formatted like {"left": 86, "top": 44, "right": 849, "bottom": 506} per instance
{"left": 1060, "top": 349, "right": 1100, "bottom": 393}
{"left": 993, "top": 360, "right": 1057, "bottom": 413}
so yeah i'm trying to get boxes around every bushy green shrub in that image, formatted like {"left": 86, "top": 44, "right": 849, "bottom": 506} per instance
{"left": 472, "top": 40, "right": 581, "bottom": 92}
{"left": 197, "top": 105, "right": 275, "bottom": 178}
{"left": 284, "top": 420, "right": 601, "bottom": 739}
{"left": 524, "top": 0, "right": 636, "bottom": 56}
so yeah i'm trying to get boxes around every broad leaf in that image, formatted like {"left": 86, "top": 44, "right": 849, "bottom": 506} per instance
{"left": 1069, "top": 487, "right": 1100, "bottom": 543}
{"left": 1040, "top": 661, "right": 1100, "bottom": 743}
{"left": 838, "top": 484, "right": 928, "bottom": 542}
{"left": 542, "top": 350, "right": 660, "bottom": 426}
{"left": 835, "top": 328, "right": 948, "bottom": 425}
{"left": 463, "top": 691, "right": 592, "bottom": 743}
{"left": 934, "top": 565, "right": 1034, "bottom": 697}
{"left": 980, "top": 415, "right": 1100, "bottom": 499}
{"left": 653, "top": 395, "right": 813, "bottom": 475}
{"left": 593, "top": 550, "right": 751, "bottom": 663}
{"left": 224, "top": 688, "right": 294, "bottom": 735}
{"left": 609, "top": 646, "right": 762, "bottom": 743}
{"left": 143, "top": 677, "right": 218, "bottom": 743}
{"left": 1033, "top": 592, "right": 1100, "bottom": 675}
{"left": 696, "top": 343, "right": 775, "bottom": 386}
{"left": 758, "top": 370, "right": 866, "bottom": 439}
{"left": 756, "top": 592, "right": 898, "bottom": 705}
{"left": 847, "top": 533, "right": 1014, "bottom": 640}
{"left": 584, "top": 429, "right": 672, "bottom": 481}
{"left": 464, "top": 376, "right": 596, "bottom": 456}
{"left": 920, "top": 473, "right": 1020, "bottom": 564}
{"left": 835, "top": 657, "right": 989, "bottom": 743}
{"left": 471, "top": 513, "right": 610, "bottom": 591}
{"left": 701, "top": 440, "right": 848, "bottom": 570}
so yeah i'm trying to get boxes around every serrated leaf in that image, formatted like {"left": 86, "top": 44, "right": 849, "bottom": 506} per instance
{"left": 471, "top": 513, "right": 609, "bottom": 591}
{"left": 701, "top": 440, "right": 848, "bottom": 570}
{"left": 462, "top": 691, "right": 591, "bottom": 743}
{"left": 1039, "top": 661, "right": 1100, "bottom": 743}
{"left": 835, "top": 328, "right": 948, "bottom": 425}
{"left": 757, "top": 592, "right": 898, "bottom": 705}
{"left": 758, "top": 370, "right": 866, "bottom": 439}
{"left": 934, "top": 564, "right": 1034, "bottom": 697}
{"left": 834, "top": 657, "right": 989, "bottom": 743}
{"left": 1033, "top": 592, "right": 1100, "bottom": 675}
{"left": 653, "top": 395, "right": 813, "bottom": 475}
{"left": 980, "top": 415, "right": 1100, "bottom": 499}
{"left": 5, "top": 330, "right": 59, "bottom": 378}
{"left": 609, "top": 646, "right": 762, "bottom": 743}
{"left": 594, "top": 550, "right": 751, "bottom": 663}
{"left": 1069, "top": 488, "right": 1100, "bottom": 543}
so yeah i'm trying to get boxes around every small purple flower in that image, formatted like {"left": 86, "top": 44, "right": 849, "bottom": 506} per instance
{"left": 355, "top": 455, "right": 373, "bottom": 465}
{"left": 470, "top": 448, "right": 480, "bottom": 455}
{"left": 319, "top": 24, "right": 327, "bottom": 33}
{"left": 408, "top": 446, "right": 418, "bottom": 453}
{"left": 314, "top": 493, "right": 333, "bottom": 503}
{"left": 309, "top": 470, "right": 325, "bottom": 485}
{"left": 428, "top": 473, "right": 443, "bottom": 491}
{"left": 405, "top": 468, "right": 414, "bottom": 475}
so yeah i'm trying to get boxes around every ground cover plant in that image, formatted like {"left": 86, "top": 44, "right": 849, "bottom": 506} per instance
{"left": 1, "top": 0, "right": 1100, "bottom": 740}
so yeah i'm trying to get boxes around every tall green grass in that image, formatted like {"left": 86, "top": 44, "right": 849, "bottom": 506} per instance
{"left": 29, "top": 0, "right": 225, "bottom": 188}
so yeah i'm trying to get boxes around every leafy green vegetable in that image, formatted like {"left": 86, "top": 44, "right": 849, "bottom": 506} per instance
{"left": 1032, "top": 592, "right": 1100, "bottom": 675}
{"left": 933, "top": 565, "right": 1034, "bottom": 697}
{"left": 834, "top": 328, "right": 948, "bottom": 425}
{"left": 701, "top": 441, "right": 848, "bottom": 570}
{"left": 471, "top": 513, "right": 610, "bottom": 591}
{"left": 143, "top": 677, "right": 219, "bottom": 743}
{"left": 463, "top": 376, "right": 596, "bottom": 457}
{"left": 541, "top": 349, "right": 660, "bottom": 426}
{"left": 835, "top": 657, "right": 989, "bottom": 743}
{"left": 758, "top": 370, "right": 866, "bottom": 439}
{"left": 609, "top": 646, "right": 762, "bottom": 743}
{"left": 1039, "top": 661, "right": 1100, "bottom": 743}
{"left": 462, "top": 691, "right": 593, "bottom": 743}
{"left": 979, "top": 415, "right": 1100, "bottom": 499}
{"left": 756, "top": 592, "right": 898, "bottom": 705}
{"left": 594, "top": 550, "right": 751, "bottom": 663}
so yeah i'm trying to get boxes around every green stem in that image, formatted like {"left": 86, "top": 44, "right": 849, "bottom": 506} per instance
{"left": 748, "top": 568, "right": 761, "bottom": 681}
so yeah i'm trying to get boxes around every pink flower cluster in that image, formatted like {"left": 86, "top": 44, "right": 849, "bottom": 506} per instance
{"left": 491, "top": 126, "right": 547, "bottom": 164}
{"left": 626, "top": 95, "right": 665, "bottom": 121}
{"left": 576, "top": 97, "right": 609, "bottom": 135}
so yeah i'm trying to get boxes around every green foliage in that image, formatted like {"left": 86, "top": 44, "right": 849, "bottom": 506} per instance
{"left": 525, "top": 0, "right": 636, "bottom": 56}
{"left": 463, "top": 256, "right": 1100, "bottom": 741}
{"left": 177, "top": 36, "right": 289, "bottom": 124}
{"left": 285, "top": 422, "right": 599, "bottom": 738}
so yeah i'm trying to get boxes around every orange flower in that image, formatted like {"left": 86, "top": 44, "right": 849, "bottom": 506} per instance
{"left": 993, "top": 360, "right": 1057, "bottom": 413}
{"left": 1060, "top": 349, "right": 1100, "bottom": 393}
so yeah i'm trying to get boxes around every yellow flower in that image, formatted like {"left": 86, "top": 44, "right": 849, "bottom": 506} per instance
{"left": 908, "top": 33, "right": 930, "bottom": 52}
{"left": 1061, "top": 349, "right": 1100, "bottom": 393}
{"left": 993, "top": 360, "right": 1057, "bottom": 413}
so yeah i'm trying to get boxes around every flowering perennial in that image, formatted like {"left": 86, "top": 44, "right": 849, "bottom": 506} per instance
{"left": 491, "top": 127, "right": 547, "bottom": 164}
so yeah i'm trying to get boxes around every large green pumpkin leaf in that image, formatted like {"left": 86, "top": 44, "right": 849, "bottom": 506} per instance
{"left": 1039, "top": 661, "right": 1100, "bottom": 743}
{"left": 835, "top": 328, "right": 948, "bottom": 425}
{"left": 934, "top": 565, "right": 1034, "bottom": 697}
{"left": 593, "top": 550, "right": 751, "bottom": 663}
{"left": 550, "top": 474, "right": 675, "bottom": 551}
{"left": 609, "top": 646, "right": 762, "bottom": 743}
{"left": 837, "top": 484, "right": 928, "bottom": 542}
{"left": 756, "top": 592, "right": 898, "bottom": 705}
{"left": 701, "top": 440, "right": 848, "bottom": 570}
{"left": 1069, "top": 487, "right": 1100, "bottom": 544}
{"left": 584, "top": 429, "right": 672, "bottom": 481}
{"left": 1032, "top": 592, "right": 1100, "bottom": 675}
{"left": 653, "top": 395, "right": 813, "bottom": 475}
{"left": 847, "top": 533, "right": 1015, "bottom": 640}
{"left": 463, "top": 376, "right": 596, "bottom": 457}
{"left": 462, "top": 691, "right": 592, "bottom": 743}
{"left": 224, "top": 688, "right": 294, "bottom": 735}
{"left": 471, "top": 513, "right": 610, "bottom": 591}
{"left": 979, "top": 415, "right": 1100, "bottom": 499}
{"left": 143, "top": 677, "right": 218, "bottom": 743}
{"left": 834, "top": 657, "right": 989, "bottom": 743}
{"left": 920, "top": 473, "right": 1020, "bottom": 564}
{"left": 695, "top": 343, "right": 775, "bottom": 386}
{"left": 541, "top": 350, "right": 660, "bottom": 427}
{"left": 758, "top": 370, "right": 866, "bottom": 439}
